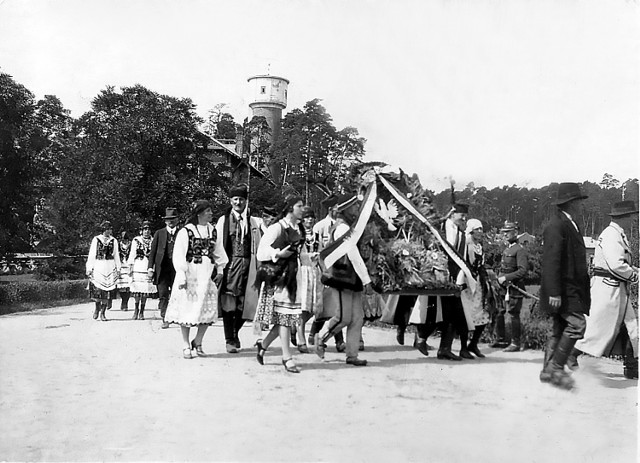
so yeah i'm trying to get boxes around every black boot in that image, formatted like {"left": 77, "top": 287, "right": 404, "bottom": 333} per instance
{"left": 93, "top": 302, "right": 100, "bottom": 320}
{"left": 132, "top": 301, "right": 140, "bottom": 320}
{"left": 437, "top": 325, "right": 461, "bottom": 361}
{"left": 541, "top": 335, "right": 576, "bottom": 390}
{"left": 396, "top": 325, "right": 406, "bottom": 346}
{"left": 566, "top": 348, "right": 581, "bottom": 371}
{"left": 234, "top": 310, "right": 245, "bottom": 348}
{"left": 468, "top": 325, "right": 486, "bottom": 358}
{"left": 623, "top": 343, "right": 638, "bottom": 379}
{"left": 415, "top": 337, "right": 429, "bottom": 357}
{"left": 139, "top": 300, "right": 146, "bottom": 320}
{"left": 99, "top": 304, "right": 108, "bottom": 321}
{"left": 334, "top": 330, "right": 346, "bottom": 353}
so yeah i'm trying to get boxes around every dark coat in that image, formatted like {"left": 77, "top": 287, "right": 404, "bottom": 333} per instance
{"left": 539, "top": 212, "right": 591, "bottom": 315}
{"left": 147, "top": 228, "right": 175, "bottom": 285}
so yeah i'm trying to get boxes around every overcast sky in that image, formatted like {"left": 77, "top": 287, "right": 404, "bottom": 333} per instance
{"left": 1, "top": 0, "right": 638, "bottom": 191}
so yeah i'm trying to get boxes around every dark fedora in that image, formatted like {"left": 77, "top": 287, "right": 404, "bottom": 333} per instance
{"left": 500, "top": 221, "right": 519, "bottom": 232}
{"left": 162, "top": 207, "right": 179, "bottom": 219}
{"left": 554, "top": 182, "right": 588, "bottom": 205}
{"left": 609, "top": 201, "right": 638, "bottom": 217}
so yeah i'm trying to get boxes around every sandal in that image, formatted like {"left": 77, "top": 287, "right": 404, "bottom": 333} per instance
{"left": 282, "top": 358, "right": 300, "bottom": 373}
{"left": 255, "top": 340, "right": 266, "bottom": 365}
{"left": 182, "top": 347, "right": 193, "bottom": 359}
{"left": 191, "top": 340, "right": 206, "bottom": 357}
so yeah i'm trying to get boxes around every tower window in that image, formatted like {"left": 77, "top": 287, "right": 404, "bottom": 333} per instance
{"left": 260, "top": 86, "right": 266, "bottom": 94}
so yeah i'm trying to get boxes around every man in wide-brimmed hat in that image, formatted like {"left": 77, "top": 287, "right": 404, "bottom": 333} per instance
{"left": 148, "top": 207, "right": 180, "bottom": 328}
{"left": 574, "top": 200, "right": 639, "bottom": 379}
{"left": 214, "top": 184, "right": 263, "bottom": 353}
{"left": 539, "top": 182, "right": 591, "bottom": 390}
{"left": 493, "top": 220, "right": 529, "bottom": 352}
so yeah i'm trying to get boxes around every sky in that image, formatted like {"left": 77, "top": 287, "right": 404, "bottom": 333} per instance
{"left": 1, "top": 0, "right": 638, "bottom": 192}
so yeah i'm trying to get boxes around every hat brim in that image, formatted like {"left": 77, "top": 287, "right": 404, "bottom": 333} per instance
{"left": 609, "top": 210, "right": 639, "bottom": 217}
{"left": 162, "top": 215, "right": 178, "bottom": 219}
{"left": 553, "top": 194, "right": 588, "bottom": 205}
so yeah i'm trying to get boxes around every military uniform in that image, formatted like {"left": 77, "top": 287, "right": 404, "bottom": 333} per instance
{"left": 495, "top": 237, "right": 528, "bottom": 350}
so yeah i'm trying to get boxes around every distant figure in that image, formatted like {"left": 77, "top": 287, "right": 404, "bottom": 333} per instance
{"left": 539, "top": 183, "right": 591, "bottom": 390}
{"left": 575, "top": 201, "right": 638, "bottom": 379}
{"left": 128, "top": 221, "right": 157, "bottom": 320}
{"left": 116, "top": 231, "right": 132, "bottom": 311}
{"left": 86, "top": 221, "right": 121, "bottom": 321}
{"left": 148, "top": 207, "right": 180, "bottom": 329}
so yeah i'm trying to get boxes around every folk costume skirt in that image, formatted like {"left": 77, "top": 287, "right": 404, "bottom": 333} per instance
{"left": 254, "top": 281, "right": 302, "bottom": 331}
{"left": 129, "top": 257, "right": 157, "bottom": 296}
{"left": 88, "top": 259, "right": 118, "bottom": 301}
{"left": 165, "top": 260, "right": 218, "bottom": 326}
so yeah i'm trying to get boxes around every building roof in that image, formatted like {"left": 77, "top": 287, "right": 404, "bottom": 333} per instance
{"left": 196, "top": 130, "right": 271, "bottom": 182}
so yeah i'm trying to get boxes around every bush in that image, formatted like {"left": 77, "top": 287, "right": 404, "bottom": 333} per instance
{"left": 0, "top": 279, "right": 88, "bottom": 309}
{"left": 521, "top": 299, "right": 551, "bottom": 350}
{"left": 34, "top": 257, "right": 86, "bottom": 281}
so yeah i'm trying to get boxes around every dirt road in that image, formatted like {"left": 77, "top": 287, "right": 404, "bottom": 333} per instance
{"left": 0, "top": 302, "right": 636, "bottom": 462}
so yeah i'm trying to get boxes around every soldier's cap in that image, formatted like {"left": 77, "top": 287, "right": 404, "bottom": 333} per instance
{"left": 609, "top": 201, "right": 638, "bottom": 217}
{"left": 500, "top": 221, "right": 519, "bottom": 232}
{"left": 452, "top": 202, "right": 469, "bottom": 214}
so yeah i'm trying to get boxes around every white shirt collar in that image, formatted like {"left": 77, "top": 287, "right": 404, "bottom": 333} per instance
{"left": 561, "top": 211, "right": 579, "bottom": 232}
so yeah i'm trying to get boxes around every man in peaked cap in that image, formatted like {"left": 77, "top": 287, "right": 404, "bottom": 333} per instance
{"left": 575, "top": 200, "right": 639, "bottom": 379}
{"left": 148, "top": 207, "right": 180, "bottom": 328}
{"left": 539, "top": 182, "right": 591, "bottom": 390}
{"left": 494, "top": 220, "right": 529, "bottom": 352}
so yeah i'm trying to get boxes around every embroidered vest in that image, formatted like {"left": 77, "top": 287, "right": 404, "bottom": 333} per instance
{"left": 185, "top": 227, "right": 217, "bottom": 264}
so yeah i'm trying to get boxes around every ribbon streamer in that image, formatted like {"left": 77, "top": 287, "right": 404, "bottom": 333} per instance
{"left": 376, "top": 173, "right": 476, "bottom": 293}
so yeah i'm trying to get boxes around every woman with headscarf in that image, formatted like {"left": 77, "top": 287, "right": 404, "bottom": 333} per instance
{"left": 164, "top": 201, "right": 228, "bottom": 359}
{"left": 128, "top": 220, "right": 157, "bottom": 320}
{"left": 455, "top": 218, "right": 493, "bottom": 357}
{"left": 86, "top": 220, "right": 121, "bottom": 321}
{"left": 253, "top": 195, "right": 306, "bottom": 373}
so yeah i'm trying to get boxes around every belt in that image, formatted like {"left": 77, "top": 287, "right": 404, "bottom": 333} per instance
{"left": 593, "top": 267, "right": 623, "bottom": 281}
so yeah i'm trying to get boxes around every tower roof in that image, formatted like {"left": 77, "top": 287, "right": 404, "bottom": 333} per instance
{"left": 247, "top": 74, "right": 290, "bottom": 84}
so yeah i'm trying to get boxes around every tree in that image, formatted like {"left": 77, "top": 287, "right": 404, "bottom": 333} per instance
{"left": 38, "top": 85, "right": 232, "bottom": 254}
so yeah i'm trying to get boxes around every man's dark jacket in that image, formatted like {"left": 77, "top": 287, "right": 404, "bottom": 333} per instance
{"left": 147, "top": 228, "right": 173, "bottom": 286}
{"left": 539, "top": 212, "right": 591, "bottom": 315}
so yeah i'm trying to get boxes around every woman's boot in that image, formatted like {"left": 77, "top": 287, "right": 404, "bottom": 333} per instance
{"left": 139, "top": 301, "right": 145, "bottom": 320}
{"left": 132, "top": 301, "right": 140, "bottom": 320}
{"left": 99, "top": 303, "right": 108, "bottom": 321}
{"left": 93, "top": 302, "right": 100, "bottom": 320}
{"left": 468, "top": 325, "right": 486, "bottom": 358}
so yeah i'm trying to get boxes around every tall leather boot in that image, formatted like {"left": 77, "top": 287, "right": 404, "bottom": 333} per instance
{"left": 468, "top": 325, "right": 486, "bottom": 358}
{"left": 93, "top": 302, "right": 100, "bottom": 320}
{"left": 234, "top": 310, "right": 245, "bottom": 348}
{"left": 437, "top": 325, "right": 461, "bottom": 361}
{"left": 222, "top": 311, "right": 238, "bottom": 353}
{"left": 132, "top": 301, "right": 140, "bottom": 320}
{"left": 139, "top": 300, "right": 145, "bottom": 320}
{"left": 623, "top": 342, "right": 638, "bottom": 379}
{"left": 541, "top": 335, "right": 576, "bottom": 390}
{"left": 99, "top": 303, "right": 108, "bottom": 321}
{"left": 539, "top": 336, "right": 559, "bottom": 383}
{"left": 566, "top": 348, "right": 581, "bottom": 371}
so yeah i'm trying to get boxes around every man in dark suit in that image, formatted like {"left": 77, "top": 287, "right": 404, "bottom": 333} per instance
{"left": 147, "top": 207, "right": 180, "bottom": 329}
{"left": 539, "top": 183, "right": 591, "bottom": 390}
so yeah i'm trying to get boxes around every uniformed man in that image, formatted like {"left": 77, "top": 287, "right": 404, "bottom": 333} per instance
{"left": 495, "top": 221, "right": 529, "bottom": 352}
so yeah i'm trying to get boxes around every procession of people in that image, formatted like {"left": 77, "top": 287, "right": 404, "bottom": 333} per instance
{"left": 84, "top": 181, "right": 638, "bottom": 387}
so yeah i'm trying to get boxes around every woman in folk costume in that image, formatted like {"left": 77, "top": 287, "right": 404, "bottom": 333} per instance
{"left": 292, "top": 206, "right": 323, "bottom": 353}
{"left": 115, "top": 231, "right": 132, "bottom": 311}
{"left": 164, "top": 201, "right": 227, "bottom": 359}
{"left": 455, "top": 219, "right": 493, "bottom": 358}
{"left": 128, "top": 220, "right": 157, "bottom": 320}
{"left": 574, "top": 201, "right": 639, "bottom": 378}
{"left": 86, "top": 220, "right": 121, "bottom": 321}
{"left": 253, "top": 195, "right": 306, "bottom": 373}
